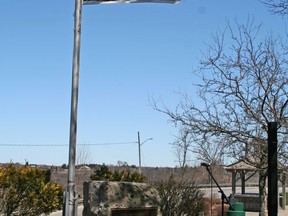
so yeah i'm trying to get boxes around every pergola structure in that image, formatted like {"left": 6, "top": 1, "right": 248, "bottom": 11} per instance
{"left": 225, "top": 159, "right": 287, "bottom": 211}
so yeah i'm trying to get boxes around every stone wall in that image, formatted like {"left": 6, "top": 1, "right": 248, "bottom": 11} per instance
{"left": 83, "top": 181, "right": 161, "bottom": 216}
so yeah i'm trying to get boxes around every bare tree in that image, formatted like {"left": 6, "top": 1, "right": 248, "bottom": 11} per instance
{"left": 117, "top": 161, "right": 129, "bottom": 167}
{"left": 75, "top": 145, "right": 93, "bottom": 198}
{"left": 260, "top": 0, "right": 288, "bottom": 15}
{"left": 172, "top": 127, "right": 190, "bottom": 174}
{"left": 153, "top": 20, "right": 288, "bottom": 216}
{"left": 76, "top": 145, "right": 92, "bottom": 166}
{"left": 172, "top": 125, "right": 224, "bottom": 169}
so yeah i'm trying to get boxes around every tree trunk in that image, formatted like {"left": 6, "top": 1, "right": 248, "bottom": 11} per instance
{"left": 259, "top": 170, "right": 267, "bottom": 216}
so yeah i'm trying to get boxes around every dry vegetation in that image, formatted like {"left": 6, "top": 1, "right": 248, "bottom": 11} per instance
{"left": 50, "top": 164, "right": 233, "bottom": 198}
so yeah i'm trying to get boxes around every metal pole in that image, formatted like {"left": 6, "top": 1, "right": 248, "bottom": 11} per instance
{"left": 201, "top": 164, "right": 233, "bottom": 210}
{"left": 138, "top": 131, "right": 141, "bottom": 175}
{"left": 66, "top": 0, "right": 82, "bottom": 214}
{"left": 65, "top": 0, "right": 176, "bottom": 214}
{"left": 268, "top": 122, "right": 278, "bottom": 216}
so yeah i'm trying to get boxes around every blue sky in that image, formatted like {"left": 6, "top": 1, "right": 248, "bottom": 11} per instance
{"left": 0, "top": 0, "right": 286, "bottom": 167}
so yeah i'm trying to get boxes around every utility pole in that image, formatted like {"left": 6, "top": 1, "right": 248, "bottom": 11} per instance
{"left": 137, "top": 131, "right": 153, "bottom": 175}
{"left": 65, "top": 0, "right": 179, "bottom": 214}
{"left": 138, "top": 131, "right": 141, "bottom": 174}
{"left": 65, "top": 0, "right": 82, "bottom": 215}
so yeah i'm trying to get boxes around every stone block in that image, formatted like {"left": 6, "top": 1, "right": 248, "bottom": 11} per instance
{"left": 83, "top": 181, "right": 161, "bottom": 216}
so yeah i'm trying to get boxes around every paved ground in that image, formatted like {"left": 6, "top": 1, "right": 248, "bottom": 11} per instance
{"left": 49, "top": 187, "right": 287, "bottom": 215}
{"left": 246, "top": 208, "right": 287, "bottom": 216}
{"left": 205, "top": 186, "right": 288, "bottom": 216}
{"left": 50, "top": 205, "right": 287, "bottom": 216}
{"left": 49, "top": 205, "right": 83, "bottom": 216}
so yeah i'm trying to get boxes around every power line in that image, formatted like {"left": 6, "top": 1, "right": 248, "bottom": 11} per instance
{"left": 80, "top": 142, "right": 137, "bottom": 146}
{"left": 0, "top": 142, "right": 137, "bottom": 147}
{"left": 0, "top": 144, "right": 67, "bottom": 147}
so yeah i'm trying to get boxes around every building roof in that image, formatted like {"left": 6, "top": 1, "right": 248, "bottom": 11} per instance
{"left": 226, "top": 159, "right": 287, "bottom": 173}
{"left": 225, "top": 159, "right": 257, "bottom": 172}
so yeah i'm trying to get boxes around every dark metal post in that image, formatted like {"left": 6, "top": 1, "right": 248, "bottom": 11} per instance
{"left": 232, "top": 170, "right": 236, "bottom": 195}
{"left": 241, "top": 172, "right": 245, "bottom": 194}
{"left": 268, "top": 122, "right": 278, "bottom": 216}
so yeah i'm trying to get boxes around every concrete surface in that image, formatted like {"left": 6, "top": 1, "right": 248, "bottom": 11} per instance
{"left": 49, "top": 205, "right": 83, "bottom": 216}
{"left": 49, "top": 205, "right": 287, "bottom": 216}
{"left": 246, "top": 208, "right": 287, "bottom": 216}
{"left": 49, "top": 186, "right": 287, "bottom": 215}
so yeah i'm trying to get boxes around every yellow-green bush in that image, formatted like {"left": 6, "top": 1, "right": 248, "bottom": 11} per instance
{"left": 0, "top": 164, "right": 63, "bottom": 216}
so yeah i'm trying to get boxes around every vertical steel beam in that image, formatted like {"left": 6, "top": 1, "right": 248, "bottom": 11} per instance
{"left": 268, "top": 122, "right": 278, "bottom": 216}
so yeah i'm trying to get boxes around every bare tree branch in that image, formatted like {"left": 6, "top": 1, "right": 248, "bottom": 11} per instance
{"left": 260, "top": 0, "right": 288, "bottom": 15}
{"left": 152, "top": 20, "right": 288, "bottom": 216}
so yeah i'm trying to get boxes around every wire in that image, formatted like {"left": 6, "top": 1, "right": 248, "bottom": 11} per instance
{"left": 0, "top": 142, "right": 137, "bottom": 147}
{"left": 0, "top": 144, "right": 67, "bottom": 147}
{"left": 80, "top": 142, "right": 137, "bottom": 146}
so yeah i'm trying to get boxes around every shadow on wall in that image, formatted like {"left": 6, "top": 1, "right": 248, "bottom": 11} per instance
{"left": 83, "top": 181, "right": 161, "bottom": 216}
